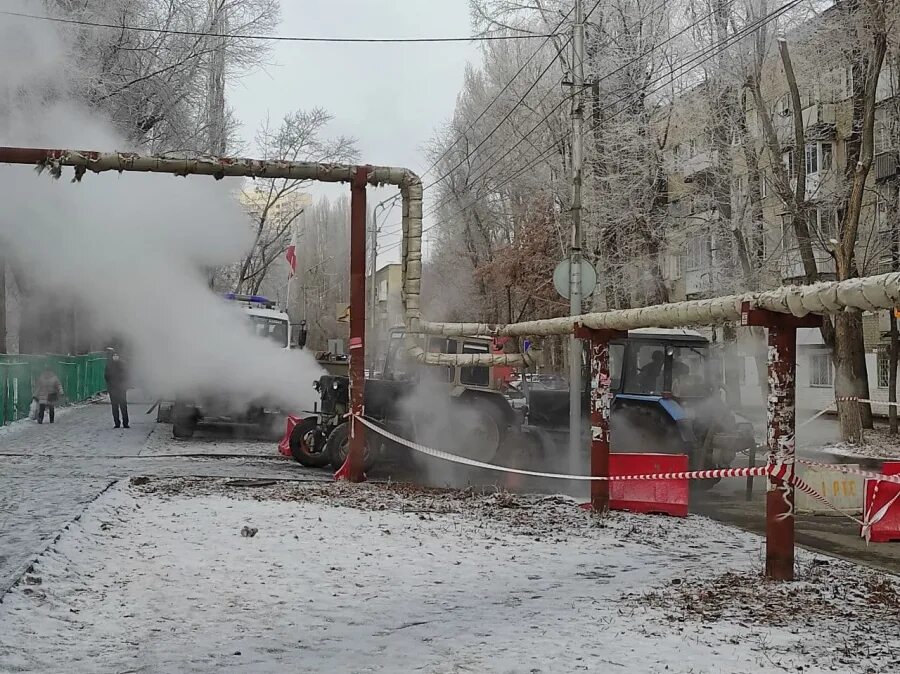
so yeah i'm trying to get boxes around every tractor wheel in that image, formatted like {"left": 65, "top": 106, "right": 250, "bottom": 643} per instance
{"left": 289, "top": 417, "right": 330, "bottom": 468}
{"left": 448, "top": 402, "right": 502, "bottom": 463}
{"left": 326, "top": 421, "right": 378, "bottom": 472}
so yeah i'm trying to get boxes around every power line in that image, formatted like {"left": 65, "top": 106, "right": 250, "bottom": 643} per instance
{"left": 419, "top": 0, "right": 609, "bottom": 193}
{"left": 435, "top": 0, "right": 797, "bottom": 218}
{"left": 429, "top": 0, "right": 744, "bottom": 216}
{"left": 0, "top": 10, "right": 559, "bottom": 43}
{"left": 420, "top": 5, "right": 577, "bottom": 180}
{"left": 375, "top": 1, "right": 600, "bottom": 224}
{"left": 393, "top": 0, "right": 802, "bottom": 253}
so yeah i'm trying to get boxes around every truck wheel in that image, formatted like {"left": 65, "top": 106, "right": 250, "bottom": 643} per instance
{"left": 290, "top": 417, "right": 330, "bottom": 468}
{"left": 326, "top": 421, "right": 377, "bottom": 472}
{"left": 172, "top": 420, "right": 196, "bottom": 439}
{"left": 172, "top": 403, "right": 196, "bottom": 440}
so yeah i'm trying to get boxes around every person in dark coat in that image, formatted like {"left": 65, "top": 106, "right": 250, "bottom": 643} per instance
{"left": 104, "top": 349, "right": 130, "bottom": 429}
{"left": 34, "top": 367, "right": 63, "bottom": 424}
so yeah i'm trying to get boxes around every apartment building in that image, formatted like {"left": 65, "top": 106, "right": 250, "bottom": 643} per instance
{"left": 656, "top": 7, "right": 900, "bottom": 412}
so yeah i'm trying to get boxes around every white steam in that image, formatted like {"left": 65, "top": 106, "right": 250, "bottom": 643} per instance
{"left": 0, "top": 8, "right": 323, "bottom": 411}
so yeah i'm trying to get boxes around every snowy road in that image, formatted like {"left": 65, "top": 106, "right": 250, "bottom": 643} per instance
{"left": 0, "top": 400, "right": 322, "bottom": 593}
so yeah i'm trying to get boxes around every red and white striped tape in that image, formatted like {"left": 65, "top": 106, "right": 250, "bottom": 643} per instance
{"left": 357, "top": 417, "right": 900, "bottom": 540}
{"left": 357, "top": 416, "right": 775, "bottom": 483}
{"left": 797, "top": 459, "right": 900, "bottom": 485}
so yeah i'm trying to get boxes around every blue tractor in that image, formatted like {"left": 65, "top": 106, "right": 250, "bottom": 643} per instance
{"left": 523, "top": 328, "right": 756, "bottom": 484}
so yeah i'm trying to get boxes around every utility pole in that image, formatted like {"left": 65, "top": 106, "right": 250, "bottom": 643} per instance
{"left": 368, "top": 205, "right": 378, "bottom": 372}
{"left": 205, "top": 0, "right": 227, "bottom": 290}
{"left": 568, "top": 0, "right": 585, "bottom": 464}
{"left": 369, "top": 196, "right": 394, "bottom": 372}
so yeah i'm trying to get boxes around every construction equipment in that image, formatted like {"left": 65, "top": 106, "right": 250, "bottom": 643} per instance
{"left": 523, "top": 328, "right": 756, "bottom": 483}
{"left": 285, "top": 327, "right": 518, "bottom": 470}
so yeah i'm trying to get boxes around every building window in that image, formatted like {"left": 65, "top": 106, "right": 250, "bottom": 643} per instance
{"left": 686, "top": 236, "right": 707, "bottom": 271}
{"left": 805, "top": 144, "right": 818, "bottom": 175}
{"left": 809, "top": 352, "right": 833, "bottom": 388}
{"left": 783, "top": 149, "right": 795, "bottom": 176}
{"left": 760, "top": 171, "right": 768, "bottom": 198}
{"left": 821, "top": 143, "right": 833, "bottom": 171}
{"left": 878, "top": 349, "right": 891, "bottom": 389}
{"left": 815, "top": 207, "right": 836, "bottom": 240}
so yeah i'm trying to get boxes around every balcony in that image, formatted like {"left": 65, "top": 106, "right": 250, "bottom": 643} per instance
{"left": 875, "top": 151, "right": 899, "bottom": 183}
{"left": 685, "top": 269, "right": 713, "bottom": 296}
{"left": 774, "top": 103, "right": 836, "bottom": 145}
{"left": 682, "top": 150, "right": 718, "bottom": 183}
{"left": 780, "top": 247, "right": 835, "bottom": 282}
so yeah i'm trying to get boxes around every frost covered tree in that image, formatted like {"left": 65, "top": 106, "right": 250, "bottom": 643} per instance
{"left": 228, "top": 109, "right": 357, "bottom": 296}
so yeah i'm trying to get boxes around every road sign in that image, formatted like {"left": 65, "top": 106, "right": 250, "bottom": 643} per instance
{"left": 553, "top": 259, "right": 597, "bottom": 300}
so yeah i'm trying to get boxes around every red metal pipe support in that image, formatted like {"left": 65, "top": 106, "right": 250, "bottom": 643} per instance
{"left": 346, "top": 166, "right": 371, "bottom": 482}
{"left": 577, "top": 326, "right": 626, "bottom": 512}
{"left": 742, "top": 302, "right": 821, "bottom": 580}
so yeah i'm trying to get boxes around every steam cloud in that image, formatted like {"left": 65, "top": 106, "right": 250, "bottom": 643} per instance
{"left": 0, "top": 7, "right": 323, "bottom": 411}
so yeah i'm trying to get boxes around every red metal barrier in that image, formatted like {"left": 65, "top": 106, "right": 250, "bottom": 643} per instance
{"left": 608, "top": 453, "right": 689, "bottom": 517}
{"left": 278, "top": 415, "right": 301, "bottom": 458}
{"left": 864, "top": 461, "right": 900, "bottom": 543}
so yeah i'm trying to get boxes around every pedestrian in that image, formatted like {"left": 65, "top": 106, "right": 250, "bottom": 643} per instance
{"left": 34, "top": 366, "right": 63, "bottom": 424}
{"left": 104, "top": 349, "right": 130, "bottom": 429}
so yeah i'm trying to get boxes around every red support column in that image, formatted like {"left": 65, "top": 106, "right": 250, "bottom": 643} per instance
{"left": 576, "top": 327, "right": 626, "bottom": 512}
{"left": 346, "top": 165, "right": 371, "bottom": 482}
{"left": 741, "top": 302, "right": 821, "bottom": 580}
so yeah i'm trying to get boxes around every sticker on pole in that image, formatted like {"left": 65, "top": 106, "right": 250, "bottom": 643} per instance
{"left": 553, "top": 259, "right": 597, "bottom": 300}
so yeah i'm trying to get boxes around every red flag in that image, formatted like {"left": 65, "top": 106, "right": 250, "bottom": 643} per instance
{"left": 285, "top": 244, "right": 297, "bottom": 278}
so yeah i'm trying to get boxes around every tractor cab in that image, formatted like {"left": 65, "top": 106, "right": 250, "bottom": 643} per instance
{"left": 611, "top": 328, "right": 717, "bottom": 401}
{"left": 524, "top": 327, "right": 754, "bottom": 477}
{"left": 381, "top": 327, "right": 496, "bottom": 393}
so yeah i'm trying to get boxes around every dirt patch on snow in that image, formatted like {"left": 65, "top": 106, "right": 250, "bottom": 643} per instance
{"left": 629, "top": 561, "right": 900, "bottom": 671}
{"left": 823, "top": 424, "right": 900, "bottom": 461}
{"left": 126, "top": 475, "right": 750, "bottom": 553}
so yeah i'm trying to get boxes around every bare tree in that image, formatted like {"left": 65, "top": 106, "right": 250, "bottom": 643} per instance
{"left": 230, "top": 110, "right": 357, "bottom": 295}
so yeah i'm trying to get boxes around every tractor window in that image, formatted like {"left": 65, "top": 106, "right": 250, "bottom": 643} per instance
{"left": 384, "top": 333, "right": 412, "bottom": 380}
{"left": 426, "top": 337, "right": 453, "bottom": 383}
{"left": 627, "top": 343, "right": 666, "bottom": 394}
{"left": 460, "top": 341, "right": 490, "bottom": 387}
{"left": 610, "top": 343, "right": 624, "bottom": 391}
{"left": 671, "top": 345, "right": 710, "bottom": 398}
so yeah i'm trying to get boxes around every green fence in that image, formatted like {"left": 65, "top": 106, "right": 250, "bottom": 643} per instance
{"left": 0, "top": 352, "right": 108, "bottom": 425}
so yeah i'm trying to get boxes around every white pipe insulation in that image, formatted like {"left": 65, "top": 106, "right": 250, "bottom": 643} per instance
{"left": 414, "top": 273, "right": 900, "bottom": 338}
{"left": 17, "top": 148, "right": 900, "bottom": 370}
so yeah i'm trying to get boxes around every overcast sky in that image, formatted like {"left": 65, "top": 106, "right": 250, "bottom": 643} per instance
{"left": 228, "top": 1, "right": 482, "bottom": 265}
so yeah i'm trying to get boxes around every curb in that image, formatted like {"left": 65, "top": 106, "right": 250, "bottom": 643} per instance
{"left": 0, "top": 479, "right": 118, "bottom": 601}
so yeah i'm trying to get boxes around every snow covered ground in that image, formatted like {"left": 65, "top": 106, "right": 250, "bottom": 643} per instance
{"left": 1, "top": 478, "right": 897, "bottom": 674}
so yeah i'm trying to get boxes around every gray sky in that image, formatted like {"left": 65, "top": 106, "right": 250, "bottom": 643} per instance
{"left": 228, "top": 0, "right": 482, "bottom": 265}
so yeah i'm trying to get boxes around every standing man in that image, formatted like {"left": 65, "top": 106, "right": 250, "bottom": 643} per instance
{"left": 104, "top": 348, "right": 129, "bottom": 429}
{"left": 34, "top": 366, "right": 63, "bottom": 424}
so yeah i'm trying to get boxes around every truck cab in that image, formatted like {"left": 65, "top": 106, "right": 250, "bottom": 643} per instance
{"left": 228, "top": 293, "right": 291, "bottom": 349}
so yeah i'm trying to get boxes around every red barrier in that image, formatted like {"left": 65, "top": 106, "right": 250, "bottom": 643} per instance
{"left": 864, "top": 461, "right": 900, "bottom": 543}
{"left": 608, "top": 453, "right": 689, "bottom": 517}
{"left": 277, "top": 415, "right": 301, "bottom": 458}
